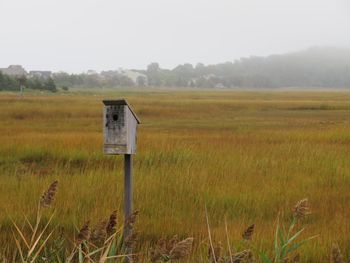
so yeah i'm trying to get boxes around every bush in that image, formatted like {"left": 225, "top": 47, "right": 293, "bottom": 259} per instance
{"left": 44, "top": 78, "right": 57, "bottom": 92}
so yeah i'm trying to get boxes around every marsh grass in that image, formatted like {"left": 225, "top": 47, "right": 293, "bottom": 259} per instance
{"left": 8, "top": 179, "right": 316, "bottom": 262}
{"left": 0, "top": 90, "right": 350, "bottom": 261}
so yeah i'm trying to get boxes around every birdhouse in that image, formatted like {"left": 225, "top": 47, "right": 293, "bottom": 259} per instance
{"left": 103, "top": 99, "right": 141, "bottom": 155}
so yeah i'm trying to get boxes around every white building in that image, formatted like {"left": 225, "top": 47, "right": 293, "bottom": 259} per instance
{"left": 121, "top": 70, "right": 148, "bottom": 86}
{"left": 29, "top": 71, "right": 52, "bottom": 79}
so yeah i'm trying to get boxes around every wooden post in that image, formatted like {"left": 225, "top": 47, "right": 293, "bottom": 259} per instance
{"left": 124, "top": 154, "right": 133, "bottom": 262}
{"left": 20, "top": 85, "right": 24, "bottom": 98}
{"left": 124, "top": 154, "right": 133, "bottom": 224}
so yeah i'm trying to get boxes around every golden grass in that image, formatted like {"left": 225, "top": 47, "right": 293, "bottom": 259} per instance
{"left": 0, "top": 89, "right": 350, "bottom": 261}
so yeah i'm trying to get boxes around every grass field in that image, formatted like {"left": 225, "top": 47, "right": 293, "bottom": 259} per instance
{"left": 0, "top": 89, "right": 350, "bottom": 261}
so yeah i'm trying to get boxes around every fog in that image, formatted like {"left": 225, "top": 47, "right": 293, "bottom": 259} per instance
{"left": 1, "top": 0, "right": 350, "bottom": 73}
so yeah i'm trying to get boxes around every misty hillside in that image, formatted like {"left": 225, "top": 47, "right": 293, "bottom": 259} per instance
{"left": 218, "top": 47, "right": 350, "bottom": 88}
{"left": 83, "top": 46, "right": 350, "bottom": 89}
{"left": 150, "top": 46, "right": 350, "bottom": 88}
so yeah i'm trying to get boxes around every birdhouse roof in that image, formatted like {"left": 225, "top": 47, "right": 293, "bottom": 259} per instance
{"left": 103, "top": 99, "right": 141, "bottom": 124}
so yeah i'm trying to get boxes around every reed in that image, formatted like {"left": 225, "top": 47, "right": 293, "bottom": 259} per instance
{"left": 3, "top": 180, "right": 348, "bottom": 262}
{"left": 330, "top": 244, "right": 344, "bottom": 263}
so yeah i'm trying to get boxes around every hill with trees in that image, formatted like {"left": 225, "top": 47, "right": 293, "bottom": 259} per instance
{"left": 53, "top": 47, "right": 350, "bottom": 89}
{"left": 140, "top": 47, "right": 350, "bottom": 89}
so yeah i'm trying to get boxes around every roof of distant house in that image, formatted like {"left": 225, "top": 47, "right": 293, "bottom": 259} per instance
{"left": 0, "top": 65, "right": 27, "bottom": 76}
{"left": 29, "top": 70, "right": 52, "bottom": 74}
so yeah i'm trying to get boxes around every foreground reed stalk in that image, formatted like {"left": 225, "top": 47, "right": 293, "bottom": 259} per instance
{"left": 11, "top": 181, "right": 58, "bottom": 263}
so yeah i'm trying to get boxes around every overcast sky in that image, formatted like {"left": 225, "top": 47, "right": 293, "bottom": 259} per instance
{"left": 1, "top": 0, "right": 350, "bottom": 73}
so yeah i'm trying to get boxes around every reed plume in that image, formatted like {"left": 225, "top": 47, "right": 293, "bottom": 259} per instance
{"left": 150, "top": 238, "right": 167, "bottom": 262}
{"left": 76, "top": 221, "right": 91, "bottom": 245}
{"left": 166, "top": 235, "right": 179, "bottom": 252}
{"left": 168, "top": 237, "right": 193, "bottom": 260}
{"left": 150, "top": 236, "right": 193, "bottom": 262}
{"left": 40, "top": 180, "right": 58, "bottom": 208}
{"left": 90, "top": 220, "right": 107, "bottom": 243}
{"left": 124, "top": 210, "right": 139, "bottom": 230}
{"left": 330, "top": 244, "right": 344, "bottom": 263}
{"left": 124, "top": 232, "right": 138, "bottom": 249}
{"left": 293, "top": 198, "right": 310, "bottom": 219}
{"left": 106, "top": 210, "right": 118, "bottom": 235}
{"left": 232, "top": 249, "right": 253, "bottom": 263}
{"left": 242, "top": 224, "right": 255, "bottom": 240}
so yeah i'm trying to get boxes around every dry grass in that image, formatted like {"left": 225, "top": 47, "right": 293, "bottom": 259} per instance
{"left": 0, "top": 89, "right": 350, "bottom": 261}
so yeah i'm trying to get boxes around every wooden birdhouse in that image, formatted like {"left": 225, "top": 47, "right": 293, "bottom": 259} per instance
{"left": 103, "top": 99, "right": 141, "bottom": 155}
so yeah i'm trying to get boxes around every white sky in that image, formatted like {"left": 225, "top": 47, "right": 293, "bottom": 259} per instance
{"left": 1, "top": 0, "right": 350, "bottom": 73}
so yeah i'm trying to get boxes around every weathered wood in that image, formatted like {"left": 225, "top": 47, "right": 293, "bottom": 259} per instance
{"left": 103, "top": 104, "right": 127, "bottom": 154}
{"left": 126, "top": 107, "right": 138, "bottom": 154}
{"left": 103, "top": 100, "right": 140, "bottom": 155}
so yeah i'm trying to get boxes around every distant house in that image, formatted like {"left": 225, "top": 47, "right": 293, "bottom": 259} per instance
{"left": 29, "top": 71, "right": 52, "bottom": 79}
{"left": 0, "top": 65, "right": 27, "bottom": 77}
{"left": 121, "top": 70, "right": 148, "bottom": 86}
{"left": 100, "top": 70, "right": 119, "bottom": 78}
{"left": 215, "top": 83, "right": 225, "bottom": 89}
{"left": 86, "top": 70, "right": 98, "bottom": 75}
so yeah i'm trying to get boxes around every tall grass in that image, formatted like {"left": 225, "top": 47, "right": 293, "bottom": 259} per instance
{"left": 4, "top": 180, "right": 329, "bottom": 262}
{"left": 0, "top": 90, "right": 350, "bottom": 261}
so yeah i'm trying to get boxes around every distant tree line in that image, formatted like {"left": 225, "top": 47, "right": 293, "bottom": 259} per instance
{"left": 52, "top": 47, "right": 350, "bottom": 89}
{"left": 0, "top": 72, "right": 57, "bottom": 92}
{"left": 2, "top": 47, "right": 350, "bottom": 91}
{"left": 52, "top": 71, "right": 134, "bottom": 88}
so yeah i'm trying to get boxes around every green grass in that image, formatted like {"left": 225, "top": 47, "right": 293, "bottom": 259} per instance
{"left": 0, "top": 89, "right": 350, "bottom": 261}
